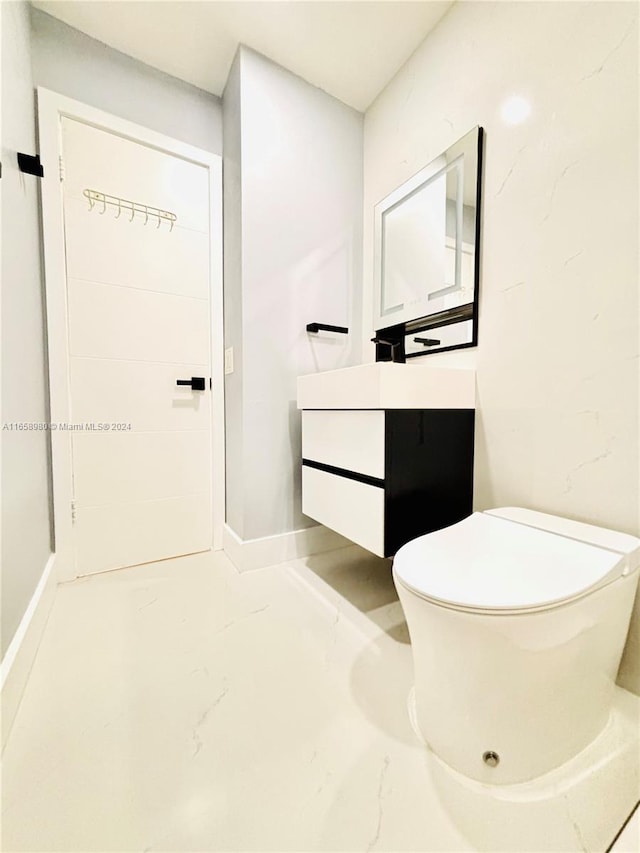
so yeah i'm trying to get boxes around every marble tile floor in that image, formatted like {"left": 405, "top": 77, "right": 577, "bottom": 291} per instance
{"left": 609, "top": 805, "right": 639, "bottom": 853}
{"left": 1, "top": 545, "right": 638, "bottom": 852}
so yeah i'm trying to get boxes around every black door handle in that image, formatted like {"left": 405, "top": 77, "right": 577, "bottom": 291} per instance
{"left": 176, "top": 377, "right": 206, "bottom": 391}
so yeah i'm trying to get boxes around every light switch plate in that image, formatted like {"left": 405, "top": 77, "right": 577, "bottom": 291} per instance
{"left": 224, "top": 347, "right": 234, "bottom": 375}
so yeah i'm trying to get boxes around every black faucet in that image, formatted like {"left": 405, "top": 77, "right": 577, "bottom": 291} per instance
{"left": 371, "top": 336, "right": 404, "bottom": 363}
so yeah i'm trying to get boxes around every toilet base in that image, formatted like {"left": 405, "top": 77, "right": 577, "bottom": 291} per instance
{"left": 405, "top": 683, "right": 617, "bottom": 787}
{"left": 410, "top": 687, "right": 640, "bottom": 853}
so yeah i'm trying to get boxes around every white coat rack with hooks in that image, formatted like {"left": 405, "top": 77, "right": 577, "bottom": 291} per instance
{"left": 82, "top": 189, "right": 177, "bottom": 230}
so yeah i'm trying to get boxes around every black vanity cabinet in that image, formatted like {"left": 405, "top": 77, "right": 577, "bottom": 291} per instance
{"left": 300, "top": 405, "right": 475, "bottom": 558}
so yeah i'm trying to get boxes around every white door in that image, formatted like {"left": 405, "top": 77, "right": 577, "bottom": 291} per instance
{"left": 61, "top": 118, "right": 213, "bottom": 575}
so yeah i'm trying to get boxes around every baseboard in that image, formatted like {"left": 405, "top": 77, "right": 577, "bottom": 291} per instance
{"left": 223, "top": 523, "right": 351, "bottom": 572}
{"left": 1, "top": 553, "right": 58, "bottom": 750}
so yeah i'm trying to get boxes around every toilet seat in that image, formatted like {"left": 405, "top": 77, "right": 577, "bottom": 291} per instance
{"left": 393, "top": 510, "right": 640, "bottom": 613}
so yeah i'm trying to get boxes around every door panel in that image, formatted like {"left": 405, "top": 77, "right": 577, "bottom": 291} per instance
{"left": 69, "top": 359, "right": 210, "bottom": 432}
{"left": 67, "top": 278, "right": 209, "bottom": 365}
{"left": 75, "top": 496, "right": 211, "bottom": 575}
{"left": 64, "top": 198, "right": 209, "bottom": 299}
{"left": 62, "top": 121, "right": 209, "bottom": 232}
{"left": 62, "top": 117, "right": 212, "bottom": 575}
{"left": 73, "top": 431, "right": 210, "bottom": 505}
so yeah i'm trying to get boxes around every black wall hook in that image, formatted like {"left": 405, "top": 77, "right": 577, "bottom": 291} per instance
{"left": 17, "top": 153, "right": 44, "bottom": 178}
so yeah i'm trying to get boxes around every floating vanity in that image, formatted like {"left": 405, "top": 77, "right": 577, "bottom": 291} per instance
{"left": 297, "top": 363, "right": 476, "bottom": 557}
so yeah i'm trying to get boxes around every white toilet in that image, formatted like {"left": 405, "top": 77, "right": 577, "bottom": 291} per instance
{"left": 393, "top": 507, "right": 640, "bottom": 785}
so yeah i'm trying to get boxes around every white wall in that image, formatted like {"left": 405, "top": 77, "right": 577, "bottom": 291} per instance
{"left": 223, "top": 47, "right": 364, "bottom": 541}
{"left": 30, "top": 8, "right": 222, "bottom": 154}
{"left": 1, "top": 0, "right": 53, "bottom": 656}
{"left": 363, "top": 1, "right": 639, "bottom": 693}
{"left": 222, "top": 54, "right": 244, "bottom": 536}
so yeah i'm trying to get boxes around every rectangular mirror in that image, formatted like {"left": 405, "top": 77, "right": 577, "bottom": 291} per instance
{"left": 373, "top": 126, "right": 483, "bottom": 357}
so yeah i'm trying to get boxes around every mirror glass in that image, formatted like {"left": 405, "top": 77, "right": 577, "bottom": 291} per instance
{"left": 373, "top": 126, "right": 483, "bottom": 355}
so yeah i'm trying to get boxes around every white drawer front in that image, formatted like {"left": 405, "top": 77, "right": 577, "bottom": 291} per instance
{"left": 302, "top": 466, "right": 385, "bottom": 557}
{"left": 302, "top": 410, "right": 385, "bottom": 479}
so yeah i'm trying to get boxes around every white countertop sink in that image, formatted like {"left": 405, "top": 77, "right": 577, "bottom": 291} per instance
{"left": 297, "top": 362, "right": 475, "bottom": 410}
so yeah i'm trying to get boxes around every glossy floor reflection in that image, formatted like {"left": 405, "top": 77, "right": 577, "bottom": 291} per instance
{"left": 1, "top": 546, "right": 638, "bottom": 852}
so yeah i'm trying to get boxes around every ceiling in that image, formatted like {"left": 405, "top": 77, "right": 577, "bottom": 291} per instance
{"left": 31, "top": 1, "right": 453, "bottom": 111}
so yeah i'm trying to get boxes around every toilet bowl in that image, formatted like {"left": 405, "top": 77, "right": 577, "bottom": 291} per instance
{"left": 393, "top": 507, "right": 640, "bottom": 785}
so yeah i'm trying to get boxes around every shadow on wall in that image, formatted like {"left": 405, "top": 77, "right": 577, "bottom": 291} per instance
{"left": 471, "top": 402, "right": 494, "bottom": 509}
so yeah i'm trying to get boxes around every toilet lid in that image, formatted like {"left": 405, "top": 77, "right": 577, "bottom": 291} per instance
{"left": 393, "top": 511, "right": 634, "bottom": 611}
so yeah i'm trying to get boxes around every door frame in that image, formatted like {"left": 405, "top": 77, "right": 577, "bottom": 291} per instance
{"left": 38, "top": 88, "right": 225, "bottom": 582}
